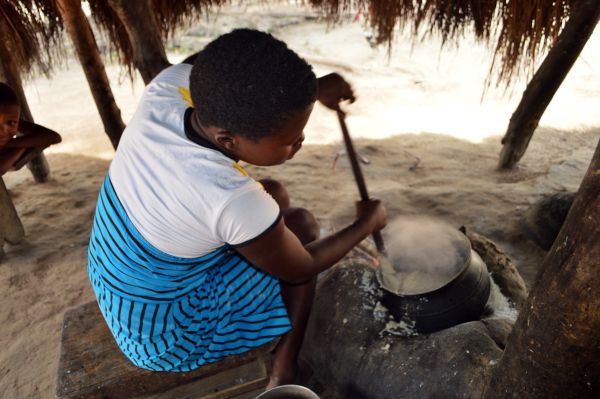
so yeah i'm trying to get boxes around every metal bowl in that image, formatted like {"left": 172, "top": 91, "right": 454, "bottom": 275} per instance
{"left": 255, "top": 385, "right": 320, "bottom": 399}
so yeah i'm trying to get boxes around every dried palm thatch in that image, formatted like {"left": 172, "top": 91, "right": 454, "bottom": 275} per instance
{"left": 86, "top": 0, "right": 227, "bottom": 78}
{"left": 0, "top": 0, "right": 63, "bottom": 78}
{"left": 151, "top": 0, "right": 228, "bottom": 36}
{"left": 1, "top": 0, "right": 586, "bottom": 89}
{"left": 309, "top": 0, "right": 581, "bottom": 87}
{"left": 85, "top": 0, "right": 133, "bottom": 76}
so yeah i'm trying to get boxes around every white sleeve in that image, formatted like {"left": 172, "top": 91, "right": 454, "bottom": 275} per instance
{"left": 216, "top": 185, "right": 282, "bottom": 246}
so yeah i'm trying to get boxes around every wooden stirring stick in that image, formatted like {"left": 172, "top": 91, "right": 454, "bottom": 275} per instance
{"left": 336, "top": 109, "right": 388, "bottom": 256}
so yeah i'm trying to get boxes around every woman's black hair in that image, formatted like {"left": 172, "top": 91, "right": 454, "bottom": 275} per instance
{"left": 190, "top": 29, "right": 317, "bottom": 140}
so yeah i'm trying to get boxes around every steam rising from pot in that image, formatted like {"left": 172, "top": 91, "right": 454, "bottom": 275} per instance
{"left": 378, "top": 217, "right": 468, "bottom": 295}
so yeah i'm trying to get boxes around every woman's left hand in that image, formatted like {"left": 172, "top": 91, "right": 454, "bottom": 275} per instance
{"left": 316, "top": 73, "right": 355, "bottom": 111}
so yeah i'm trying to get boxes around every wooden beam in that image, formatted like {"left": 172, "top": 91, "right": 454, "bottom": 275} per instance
{"left": 0, "top": 178, "right": 25, "bottom": 258}
{"left": 484, "top": 137, "right": 600, "bottom": 397}
{"left": 107, "top": 0, "right": 171, "bottom": 84}
{"left": 57, "top": 0, "right": 126, "bottom": 149}
{"left": 498, "top": 0, "right": 600, "bottom": 169}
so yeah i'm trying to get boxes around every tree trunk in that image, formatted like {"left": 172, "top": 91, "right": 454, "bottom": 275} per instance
{"left": 484, "top": 138, "right": 600, "bottom": 397}
{"left": 0, "top": 177, "right": 26, "bottom": 258}
{"left": 57, "top": 0, "right": 125, "bottom": 149}
{"left": 498, "top": 0, "right": 600, "bottom": 169}
{"left": 0, "top": 21, "right": 50, "bottom": 183}
{"left": 107, "top": 0, "right": 170, "bottom": 84}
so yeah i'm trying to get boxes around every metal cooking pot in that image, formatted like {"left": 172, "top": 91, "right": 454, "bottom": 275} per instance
{"left": 376, "top": 231, "right": 491, "bottom": 334}
{"left": 255, "top": 385, "right": 320, "bottom": 399}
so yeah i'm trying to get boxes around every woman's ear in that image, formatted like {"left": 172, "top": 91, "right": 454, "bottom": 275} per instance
{"left": 214, "top": 130, "right": 238, "bottom": 152}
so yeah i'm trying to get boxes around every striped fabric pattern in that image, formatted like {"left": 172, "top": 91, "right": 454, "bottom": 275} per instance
{"left": 87, "top": 176, "right": 291, "bottom": 371}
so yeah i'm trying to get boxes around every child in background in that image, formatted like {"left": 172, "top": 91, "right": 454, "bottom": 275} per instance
{"left": 88, "top": 29, "right": 387, "bottom": 388}
{"left": 0, "top": 82, "right": 62, "bottom": 175}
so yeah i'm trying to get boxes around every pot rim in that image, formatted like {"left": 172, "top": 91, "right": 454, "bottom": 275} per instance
{"left": 376, "top": 233, "right": 473, "bottom": 297}
{"left": 254, "top": 384, "right": 320, "bottom": 399}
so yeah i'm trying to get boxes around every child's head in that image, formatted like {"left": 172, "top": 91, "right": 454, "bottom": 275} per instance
{"left": 190, "top": 29, "right": 317, "bottom": 165}
{"left": 0, "top": 83, "right": 20, "bottom": 146}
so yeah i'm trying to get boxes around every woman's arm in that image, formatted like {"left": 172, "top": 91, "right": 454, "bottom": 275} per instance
{"left": 236, "top": 199, "right": 387, "bottom": 283}
{"left": 4, "top": 120, "right": 62, "bottom": 149}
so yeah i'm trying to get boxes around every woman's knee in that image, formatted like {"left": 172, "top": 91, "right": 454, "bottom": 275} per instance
{"left": 260, "top": 178, "right": 290, "bottom": 211}
{"left": 284, "top": 207, "right": 320, "bottom": 245}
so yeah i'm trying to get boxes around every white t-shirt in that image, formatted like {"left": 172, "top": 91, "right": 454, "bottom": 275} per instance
{"left": 109, "top": 64, "right": 280, "bottom": 258}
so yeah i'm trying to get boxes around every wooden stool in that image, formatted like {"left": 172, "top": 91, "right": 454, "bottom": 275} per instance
{"left": 56, "top": 301, "right": 276, "bottom": 399}
{"left": 0, "top": 177, "right": 25, "bottom": 258}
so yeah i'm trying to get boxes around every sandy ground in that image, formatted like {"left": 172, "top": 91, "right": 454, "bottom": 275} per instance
{"left": 1, "top": 3, "right": 599, "bottom": 398}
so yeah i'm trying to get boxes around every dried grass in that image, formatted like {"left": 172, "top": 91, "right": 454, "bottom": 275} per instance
{"left": 309, "top": 0, "right": 581, "bottom": 88}
{"left": 0, "top": 0, "right": 63, "bottom": 79}
{"left": 86, "top": 0, "right": 227, "bottom": 79}
{"left": 86, "top": 0, "right": 134, "bottom": 77}
{"left": 151, "top": 0, "right": 227, "bottom": 37}
{"left": 0, "top": 0, "right": 585, "bottom": 88}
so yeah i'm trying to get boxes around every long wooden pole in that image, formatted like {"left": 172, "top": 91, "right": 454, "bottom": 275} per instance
{"left": 0, "top": 177, "right": 25, "bottom": 257}
{"left": 484, "top": 137, "right": 600, "bottom": 397}
{"left": 57, "top": 0, "right": 125, "bottom": 149}
{"left": 498, "top": 0, "right": 600, "bottom": 169}
{"left": 107, "top": 0, "right": 170, "bottom": 85}
{"left": 337, "top": 110, "right": 387, "bottom": 255}
{"left": 0, "top": 20, "right": 50, "bottom": 183}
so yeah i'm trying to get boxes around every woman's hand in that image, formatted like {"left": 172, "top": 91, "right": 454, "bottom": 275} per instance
{"left": 316, "top": 73, "right": 355, "bottom": 111}
{"left": 356, "top": 198, "right": 387, "bottom": 233}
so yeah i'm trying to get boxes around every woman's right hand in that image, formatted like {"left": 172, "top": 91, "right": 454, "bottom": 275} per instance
{"left": 317, "top": 73, "right": 356, "bottom": 111}
{"left": 356, "top": 198, "right": 387, "bottom": 233}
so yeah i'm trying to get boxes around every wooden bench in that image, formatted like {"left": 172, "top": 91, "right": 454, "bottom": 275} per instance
{"left": 0, "top": 177, "right": 25, "bottom": 258}
{"left": 56, "top": 301, "right": 276, "bottom": 399}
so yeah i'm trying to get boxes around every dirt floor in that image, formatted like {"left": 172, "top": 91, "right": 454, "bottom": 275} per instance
{"left": 1, "top": 3, "right": 599, "bottom": 398}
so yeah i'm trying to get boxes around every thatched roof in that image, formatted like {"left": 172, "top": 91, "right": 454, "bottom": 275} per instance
{"left": 86, "top": 0, "right": 227, "bottom": 77}
{"left": 310, "top": 0, "right": 580, "bottom": 87}
{"left": 1, "top": 0, "right": 585, "bottom": 87}
{"left": 0, "top": 0, "right": 63, "bottom": 78}
{"left": 0, "top": 0, "right": 225, "bottom": 80}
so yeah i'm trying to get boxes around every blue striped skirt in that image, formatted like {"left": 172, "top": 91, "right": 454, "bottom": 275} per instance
{"left": 87, "top": 177, "right": 291, "bottom": 371}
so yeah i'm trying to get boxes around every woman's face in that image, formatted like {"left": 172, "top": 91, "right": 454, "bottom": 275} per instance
{"left": 235, "top": 104, "right": 313, "bottom": 166}
{"left": 0, "top": 105, "right": 20, "bottom": 147}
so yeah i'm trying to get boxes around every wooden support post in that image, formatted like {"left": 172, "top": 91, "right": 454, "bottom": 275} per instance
{"left": 484, "top": 138, "right": 600, "bottom": 397}
{"left": 498, "top": 0, "right": 600, "bottom": 170}
{"left": 0, "top": 19, "right": 51, "bottom": 183}
{"left": 0, "top": 178, "right": 25, "bottom": 258}
{"left": 57, "top": 0, "right": 125, "bottom": 149}
{"left": 107, "top": 0, "right": 170, "bottom": 84}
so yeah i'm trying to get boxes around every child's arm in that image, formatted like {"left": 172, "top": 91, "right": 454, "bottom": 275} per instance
{"left": 3, "top": 120, "right": 62, "bottom": 149}
{"left": 0, "top": 148, "right": 27, "bottom": 175}
{"left": 236, "top": 199, "right": 387, "bottom": 283}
